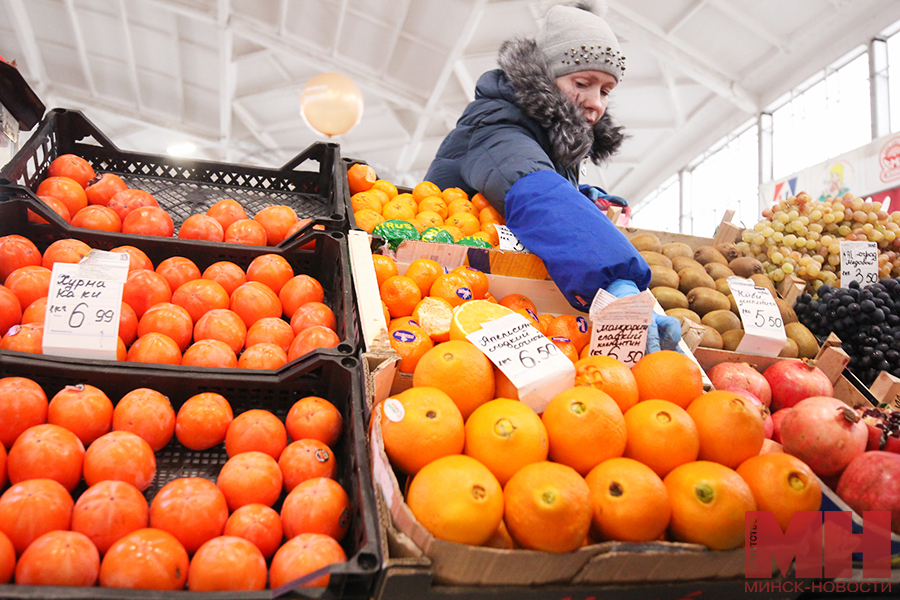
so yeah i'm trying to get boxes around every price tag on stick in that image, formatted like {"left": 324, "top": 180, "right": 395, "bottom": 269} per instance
{"left": 587, "top": 290, "right": 655, "bottom": 367}
{"left": 42, "top": 250, "right": 130, "bottom": 360}
{"left": 840, "top": 241, "right": 879, "bottom": 288}
{"left": 727, "top": 276, "right": 787, "bottom": 357}
{"left": 466, "top": 312, "right": 574, "bottom": 414}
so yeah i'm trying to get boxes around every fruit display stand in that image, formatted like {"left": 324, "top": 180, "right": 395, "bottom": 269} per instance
{"left": 0, "top": 108, "right": 348, "bottom": 233}
{"left": 0, "top": 350, "right": 382, "bottom": 598}
{"left": 0, "top": 193, "right": 360, "bottom": 367}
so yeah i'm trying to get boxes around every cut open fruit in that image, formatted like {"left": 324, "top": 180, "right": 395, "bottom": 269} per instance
{"left": 413, "top": 297, "right": 453, "bottom": 343}
{"left": 449, "top": 300, "right": 516, "bottom": 341}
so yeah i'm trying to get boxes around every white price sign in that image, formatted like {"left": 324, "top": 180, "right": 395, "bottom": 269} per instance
{"left": 728, "top": 276, "right": 787, "bottom": 357}
{"left": 840, "top": 241, "right": 879, "bottom": 288}
{"left": 587, "top": 290, "right": 655, "bottom": 367}
{"left": 466, "top": 312, "right": 574, "bottom": 414}
{"left": 42, "top": 250, "right": 130, "bottom": 360}
{"left": 493, "top": 225, "right": 528, "bottom": 253}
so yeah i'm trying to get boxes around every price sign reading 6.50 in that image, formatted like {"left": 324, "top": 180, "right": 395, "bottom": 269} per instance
{"left": 42, "top": 250, "right": 130, "bottom": 360}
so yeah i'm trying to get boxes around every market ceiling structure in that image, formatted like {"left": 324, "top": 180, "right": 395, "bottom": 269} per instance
{"left": 3, "top": 0, "right": 900, "bottom": 210}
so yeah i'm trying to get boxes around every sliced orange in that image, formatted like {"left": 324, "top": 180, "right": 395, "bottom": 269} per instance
{"left": 449, "top": 300, "right": 516, "bottom": 341}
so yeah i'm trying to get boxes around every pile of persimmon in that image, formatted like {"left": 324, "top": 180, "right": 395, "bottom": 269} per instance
{"left": 371, "top": 254, "right": 822, "bottom": 554}
{"left": 0, "top": 374, "right": 350, "bottom": 590}
{"left": 32, "top": 153, "right": 319, "bottom": 246}
{"left": 0, "top": 233, "right": 340, "bottom": 368}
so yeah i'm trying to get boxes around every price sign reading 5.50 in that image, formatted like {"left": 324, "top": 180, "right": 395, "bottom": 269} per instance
{"left": 728, "top": 276, "right": 787, "bottom": 358}
{"left": 42, "top": 250, "right": 130, "bottom": 360}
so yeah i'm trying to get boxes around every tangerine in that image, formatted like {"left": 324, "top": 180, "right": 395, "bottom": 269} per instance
{"left": 412, "top": 340, "right": 495, "bottom": 419}
{"left": 464, "top": 398, "right": 548, "bottom": 485}
{"left": 584, "top": 457, "right": 671, "bottom": 542}
{"left": 347, "top": 163, "right": 377, "bottom": 195}
{"left": 622, "top": 399, "right": 700, "bottom": 478}
{"left": 631, "top": 351, "right": 704, "bottom": 408}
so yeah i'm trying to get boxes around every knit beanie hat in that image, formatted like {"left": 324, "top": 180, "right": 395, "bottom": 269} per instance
{"left": 536, "top": 1, "right": 625, "bottom": 81}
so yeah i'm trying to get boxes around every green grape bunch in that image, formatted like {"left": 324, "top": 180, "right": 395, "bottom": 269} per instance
{"left": 737, "top": 191, "right": 900, "bottom": 296}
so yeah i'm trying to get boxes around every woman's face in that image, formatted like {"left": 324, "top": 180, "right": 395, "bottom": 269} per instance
{"left": 555, "top": 70, "right": 618, "bottom": 125}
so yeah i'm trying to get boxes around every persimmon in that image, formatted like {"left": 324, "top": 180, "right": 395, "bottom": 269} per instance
{"left": 113, "top": 388, "right": 176, "bottom": 452}
{"left": 149, "top": 477, "right": 229, "bottom": 554}
{"left": 85, "top": 173, "right": 127, "bottom": 206}
{"left": 155, "top": 256, "right": 201, "bottom": 293}
{"left": 71, "top": 480, "right": 149, "bottom": 555}
{"left": 47, "top": 383, "right": 114, "bottom": 447}
{"left": 178, "top": 214, "right": 224, "bottom": 242}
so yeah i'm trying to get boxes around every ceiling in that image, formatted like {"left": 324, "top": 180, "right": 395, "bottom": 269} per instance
{"left": 3, "top": 0, "right": 900, "bottom": 211}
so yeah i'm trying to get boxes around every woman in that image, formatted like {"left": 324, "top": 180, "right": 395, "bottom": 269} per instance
{"left": 426, "top": 1, "right": 680, "bottom": 352}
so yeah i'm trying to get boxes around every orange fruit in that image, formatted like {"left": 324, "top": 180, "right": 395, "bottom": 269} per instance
{"left": 446, "top": 212, "right": 480, "bottom": 236}
{"left": 388, "top": 324, "right": 433, "bottom": 373}
{"left": 412, "top": 296, "right": 453, "bottom": 342}
{"left": 269, "top": 532, "right": 346, "bottom": 589}
{"left": 347, "top": 163, "right": 377, "bottom": 195}
{"left": 412, "top": 181, "right": 442, "bottom": 203}
{"left": 448, "top": 299, "right": 515, "bottom": 341}
{"left": 573, "top": 355, "right": 640, "bottom": 414}
{"left": 442, "top": 187, "right": 469, "bottom": 203}
{"left": 416, "top": 196, "right": 448, "bottom": 219}
{"left": 550, "top": 337, "right": 579, "bottom": 363}
{"left": 375, "top": 387, "right": 464, "bottom": 476}
{"left": 371, "top": 180, "right": 398, "bottom": 199}
{"left": 446, "top": 198, "right": 477, "bottom": 217}
{"left": 354, "top": 209, "right": 384, "bottom": 233}
{"left": 687, "top": 390, "right": 766, "bottom": 469}
{"left": 498, "top": 294, "right": 536, "bottom": 313}
{"left": 503, "top": 461, "right": 592, "bottom": 553}
{"left": 206, "top": 199, "right": 248, "bottom": 231}
{"left": 99, "top": 527, "right": 189, "bottom": 590}
{"left": 464, "top": 398, "right": 548, "bottom": 486}
{"left": 406, "top": 454, "right": 503, "bottom": 546}
{"left": 223, "top": 503, "right": 283, "bottom": 560}
{"left": 372, "top": 254, "right": 398, "bottom": 288}
{"left": 584, "top": 457, "right": 671, "bottom": 542}
{"left": 493, "top": 367, "right": 519, "bottom": 400}
{"left": 412, "top": 340, "right": 495, "bottom": 419}
{"left": 514, "top": 307, "right": 544, "bottom": 333}
{"left": 216, "top": 452, "right": 283, "bottom": 511}
{"left": 224, "top": 409, "right": 287, "bottom": 459}
{"left": 380, "top": 275, "right": 422, "bottom": 318}
{"left": 15, "top": 530, "right": 100, "bottom": 587}
{"left": 429, "top": 272, "right": 473, "bottom": 307}
{"left": 450, "top": 266, "right": 489, "bottom": 300}
{"left": 187, "top": 536, "right": 267, "bottom": 592}
{"left": 622, "top": 399, "right": 699, "bottom": 478}
{"left": 149, "top": 477, "right": 229, "bottom": 554}
{"left": 350, "top": 191, "right": 383, "bottom": 214}
{"left": 631, "top": 351, "right": 704, "bottom": 408}
{"left": 404, "top": 258, "right": 445, "bottom": 297}
{"left": 389, "top": 316, "right": 419, "bottom": 332}
{"left": 437, "top": 225, "right": 464, "bottom": 242}
{"left": 546, "top": 315, "right": 591, "bottom": 353}
{"left": 736, "top": 453, "right": 821, "bottom": 533}
{"left": 382, "top": 198, "right": 417, "bottom": 221}
{"left": 541, "top": 386, "right": 626, "bottom": 476}
{"left": 415, "top": 211, "right": 444, "bottom": 228}
{"left": 663, "top": 461, "right": 757, "bottom": 550}
{"left": 285, "top": 396, "right": 343, "bottom": 447}
{"left": 470, "top": 193, "right": 490, "bottom": 212}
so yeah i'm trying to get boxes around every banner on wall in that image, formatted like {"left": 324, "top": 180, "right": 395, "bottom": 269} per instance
{"left": 760, "top": 132, "right": 900, "bottom": 211}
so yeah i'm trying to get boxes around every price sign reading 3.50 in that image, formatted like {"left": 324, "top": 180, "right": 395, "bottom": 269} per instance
{"left": 42, "top": 250, "right": 130, "bottom": 360}
{"left": 840, "top": 240, "right": 879, "bottom": 288}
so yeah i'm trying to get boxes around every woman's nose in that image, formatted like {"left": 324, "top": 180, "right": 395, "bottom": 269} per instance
{"left": 581, "top": 90, "right": 605, "bottom": 122}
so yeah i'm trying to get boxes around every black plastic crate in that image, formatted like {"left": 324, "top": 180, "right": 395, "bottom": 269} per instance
{"left": 0, "top": 194, "right": 359, "bottom": 368}
{"left": 0, "top": 351, "right": 381, "bottom": 599}
{"left": 0, "top": 108, "right": 348, "bottom": 235}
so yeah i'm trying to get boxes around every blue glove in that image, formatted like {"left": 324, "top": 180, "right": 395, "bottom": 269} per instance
{"left": 579, "top": 185, "right": 629, "bottom": 208}
{"left": 607, "top": 279, "right": 683, "bottom": 354}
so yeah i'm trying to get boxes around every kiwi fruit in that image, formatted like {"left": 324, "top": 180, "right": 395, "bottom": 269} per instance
{"left": 715, "top": 277, "right": 735, "bottom": 297}
{"left": 650, "top": 265, "right": 680, "bottom": 290}
{"left": 775, "top": 298, "right": 799, "bottom": 325}
{"left": 671, "top": 256, "right": 703, "bottom": 273}
{"left": 715, "top": 242, "right": 742, "bottom": 262}
{"left": 641, "top": 251, "right": 673, "bottom": 270}
{"left": 729, "top": 256, "right": 764, "bottom": 278}
{"left": 687, "top": 288, "right": 731, "bottom": 316}
{"left": 698, "top": 325, "right": 724, "bottom": 350}
{"left": 785, "top": 322, "right": 818, "bottom": 359}
{"left": 750, "top": 273, "right": 777, "bottom": 297}
{"left": 651, "top": 286, "right": 689, "bottom": 311}
{"left": 701, "top": 309, "right": 743, "bottom": 335}
{"left": 694, "top": 246, "right": 728, "bottom": 266}
{"left": 630, "top": 233, "right": 662, "bottom": 253}
{"left": 721, "top": 329, "right": 745, "bottom": 351}
{"left": 678, "top": 268, "right": 716, "bottom": 294}
{"left": 705, "top": 262, "right": 734, "bottom": 281}
{"left": 779, "top": 338, "right": 800, "bottom": 358}
{"left": 729, "top": 294, "right": 740, "bottom": 315}
{"left": 661, "top": 242, "right": 694, "bottom": 260}
{"left": 666, "top": 308, "right": 702, "bottom": 323}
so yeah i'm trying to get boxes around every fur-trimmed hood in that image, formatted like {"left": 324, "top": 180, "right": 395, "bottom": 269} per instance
{"left": 497, "top": 37, "right": 625, "bottom": 166}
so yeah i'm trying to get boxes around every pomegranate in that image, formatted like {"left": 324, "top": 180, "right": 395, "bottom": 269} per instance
{"left": 771, "top": 408, "right": 791, "bottom": 444}
{"left": 707, "top": 362, "right": 772, "bottom": 407}
{"left": 779, "top": 396, "right": 868, "bottom": 477}
{"left": 759, "top": 439, "right": 784, "bottom": 454}
{"left": 763, "top": 360, "right": 833, "bottom": 412}
{"left": 857, "top": 406, "right": 900, "bottom": 454}
{"left": 728, "top": 389, "right": 773, "bottom": 438}
{"left": 836, "top": 451, "right": 900, "bottom": 534}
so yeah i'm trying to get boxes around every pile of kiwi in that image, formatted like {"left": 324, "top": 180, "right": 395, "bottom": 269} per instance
{"left": 629, "top": 233, "right": 820, "bottom": 359}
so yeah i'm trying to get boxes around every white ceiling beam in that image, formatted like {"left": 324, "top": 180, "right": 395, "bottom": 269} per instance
{"left": 706, "top": 0, "right": 788, "bottom": 53}
{"left": 454, "top": 61, "right": 476, "bottom": 103}
{"left": 7, "top": 0, "right": 48, "bottom": 94}
{"left": 232, "top": 101, "right": 280, "bottom": 155}
{"left": 659, "top": 62, "right": 685, "bottom": 128}
{"left": 143, "top": 0, "right": 217, "bottom": 24}
{"left": 116, "top": 0, "right": 144, "bottom": 112}
{"left": 376, "top": 0, "right": 413, "bottom": 76}
{"left": 606, "top": 1, "right": 758, "bottom": 114}
{"left": 169, "top": 13, "right": 185, "bottom": 121}
{"left": 666, "top": 0, "right": 708, "bottom": 35}
{"left": 277, "top": 0, "right": 289, "bottom": 36}
{"left": 217, "top": 0, "right": 234, "bottom": 158}
{"left": 62, "top": 0, "right": 97, "bottom": 97}
{"left": 330, "top": 0, "right": 350, "bottom": 58}
{"left": 395, "top": 0, "right": 487, "bottom": 174}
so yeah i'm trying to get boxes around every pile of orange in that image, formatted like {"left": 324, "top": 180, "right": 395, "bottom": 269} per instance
{"left": 371, "top": 271, "right": 823, "bottom": 554}
{"left": 0, "top": 234, "right": 340, "bottom": 369}
{"left": 0, "top": 373, "right": 350, "bottom": 590}
{"left": 33, "top": 154, "right": 317, "bottom": 246}
{"left": 348, "top": 163, "right": 505, "bottom": 247}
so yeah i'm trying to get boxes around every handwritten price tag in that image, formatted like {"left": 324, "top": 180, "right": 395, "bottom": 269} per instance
{"left": 493, "top": 225, "right": 528, "bottom": 253}
{"left": 840, "top": 241, "right": 879, "bottom": 288}
{"left": 466, "top": 312, "right": 574, "bottom": 414}
{"left": 42, "top": 250, "right": 130, "bottom": 360}
{"left": 588, "top": 290, "right": 655, "bottom": 367}
{"left": 728, "top": 276, "right": 786, "bottom": 357}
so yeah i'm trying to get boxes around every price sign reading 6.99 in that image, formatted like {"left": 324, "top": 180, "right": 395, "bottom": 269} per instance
{"left": 42, "top": 250, "right": 130, "bottom": 360}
